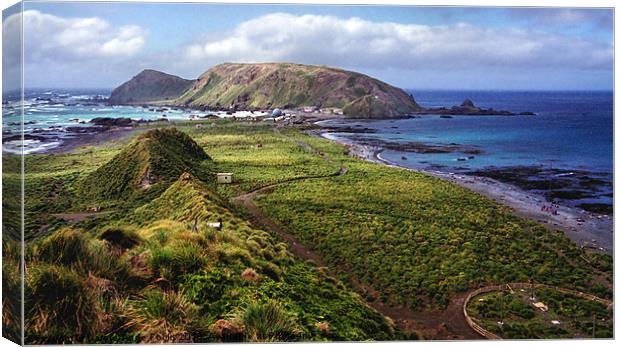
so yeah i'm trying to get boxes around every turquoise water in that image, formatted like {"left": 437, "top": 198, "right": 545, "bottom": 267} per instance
{"left": 2, "top": 89, "right": 267, "bottom": 154}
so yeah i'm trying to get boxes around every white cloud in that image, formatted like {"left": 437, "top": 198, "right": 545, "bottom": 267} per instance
{"left": 11, "top": 10, "right": 147, "bottom": 63}
{"left": 183, "top": 13, "right": 612, "bottom": 72}
{"left": 2, "top": 10, "right": 148, "bottom": 88}
{"left": 2, "top": 9, "right": 22, "bottom": 91}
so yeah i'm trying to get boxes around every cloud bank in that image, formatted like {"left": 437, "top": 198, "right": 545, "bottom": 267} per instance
{"left": 5, "top": 9, "right": 613, "bottom": 89}
{"left": 21, "top": 10, "right": 147, "bottom": 62}
{"left": 3, "top": 10, "right": 148, "bottom": 88}
{"left": 184, "top": 13, "right": 612, "bottom": 72}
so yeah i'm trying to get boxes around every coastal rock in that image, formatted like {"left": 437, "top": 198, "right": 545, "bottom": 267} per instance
{"left": 66, "top": 126, "right": 111, "bottom": 133}
{"left": 460, "top": 99, "right": 475, "bottom": 108}
{"left": 2, "top": 134, "right": 48, "bottom": 143}
{"left": 415, "top": 99, "right": 535, "bottom": 116}
{"left": 89, "top": 117, "right": 134, "bottom": 126}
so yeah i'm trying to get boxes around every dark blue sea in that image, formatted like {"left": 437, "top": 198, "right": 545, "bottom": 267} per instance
{"left": 321, "top": 90, "right": 613, "bottom": 214}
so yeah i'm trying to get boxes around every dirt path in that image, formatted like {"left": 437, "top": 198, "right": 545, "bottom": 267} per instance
{"left": 232, "top": 127, "right": 481, "bottom": 340}
{"left": 51, "top": 211, "right": 109, "bottom": 222}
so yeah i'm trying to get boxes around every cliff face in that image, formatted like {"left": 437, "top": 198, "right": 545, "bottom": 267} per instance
{"left": 108, "top": 69, "right": 195, "bottom": 104}
{"left": 110, "top": 63, "right": 422, "bottom": 118}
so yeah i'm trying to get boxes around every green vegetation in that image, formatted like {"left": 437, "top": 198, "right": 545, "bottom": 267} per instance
{"left": 232, "top": 300, "right": 301, "bottom": 342}
{"left": 254, "top": 129, "right": 612, "bottom": 310}
{"left": 2, "top": 153, "right": 22, "bottom": 344}
{"left": 20, "top": 123, "right": 395, "bottom": 343}
{"left": 467, "top": 288, "right": 613, "bottom": 338}
{"left": 16, "top": 120, "right": 613, "bottom": 342}
{"left": 79, "top": 128, "right": 211, "bottom": 202}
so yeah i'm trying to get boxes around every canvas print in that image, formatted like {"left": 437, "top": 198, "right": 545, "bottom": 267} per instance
{"left": 1, "top": 1, "right": 614, "bottom": 344}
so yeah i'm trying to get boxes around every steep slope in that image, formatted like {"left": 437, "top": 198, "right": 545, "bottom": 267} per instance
{"left": 110, "top": 63, "right": 422, "bottom": 118}
{"left": 128, "top": 172, "right": 397, "bottom": 342}
{"left": 108, "top": 69, "right": 194, "bottom": 104}
{"left": 79, "top": 128, "right": 210, "bottom": 200}
{"left": 133, "top": 172, "right": 228, "bottom": 223}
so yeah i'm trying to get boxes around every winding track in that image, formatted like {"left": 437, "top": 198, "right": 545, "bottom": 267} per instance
{"left": 231, "top": 126, "right": 481, "bottom": 340}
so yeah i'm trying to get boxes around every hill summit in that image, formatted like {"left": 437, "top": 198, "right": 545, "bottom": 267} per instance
{"left": 109, "top": 63, "right": 422, "bottom": 118}
{"left": 109, "top": 69, "right": 195, "bottom": 104}
{"left": 79, "top": 128, "right": 210, "bottom": 200}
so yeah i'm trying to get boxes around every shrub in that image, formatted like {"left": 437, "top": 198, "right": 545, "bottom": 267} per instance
{"left": 234, "top": 300, "right": 301, "bottom": 342}
{"left": 125, "top": 288, "right": 198, "bottom": 343}
{"left": 35, "top": 229, "right": 90, "bottom": 266}
{"left": 99, "top": 226, "right": 142, "bottom": 250}
{"left": 241, "top": 268, "right": 260, "bottom": 283}
{"left": 25, "top": 264, "right": 100, "bottom": 343}
{"left": 148, "top": 241, "right": 208, "bottom": 280}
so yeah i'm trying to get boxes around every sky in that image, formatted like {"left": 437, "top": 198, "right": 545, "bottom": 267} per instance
{"left": 2, "top": 1, "right": 614, "bottom": 91}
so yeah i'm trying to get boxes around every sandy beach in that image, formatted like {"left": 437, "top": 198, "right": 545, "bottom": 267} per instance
{"left": 315, "top": 130, "right": 613, "bottom": 254}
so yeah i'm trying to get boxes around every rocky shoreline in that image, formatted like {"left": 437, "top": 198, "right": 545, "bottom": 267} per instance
{"left": 313, "top": 128, "right": 613, "bottom": 253}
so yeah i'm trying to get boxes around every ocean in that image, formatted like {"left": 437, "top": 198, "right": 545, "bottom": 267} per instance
{"left": 1, "top": 88, "right": 266, "bottom": 154}
{"left": 2, "top": 89, "right": 613, "bottom": 213}
{"left": 320, "top": 90, "right": 613, "bottom": 214}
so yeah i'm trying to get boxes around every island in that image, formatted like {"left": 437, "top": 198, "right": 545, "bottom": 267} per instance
{"left": 414, "top": 98, "right": 536, "bottom": 116}
{"left": 109, "top": 62, "right": 423, "bottom": 118}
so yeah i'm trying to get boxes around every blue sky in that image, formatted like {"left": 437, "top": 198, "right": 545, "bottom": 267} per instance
{"left": 3, "top": 2, "right": 614, "bottom": 90}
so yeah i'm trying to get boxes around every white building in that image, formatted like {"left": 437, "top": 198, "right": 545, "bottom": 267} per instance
{"left": 217, "top": 173, "right": 233, "bottom": 184}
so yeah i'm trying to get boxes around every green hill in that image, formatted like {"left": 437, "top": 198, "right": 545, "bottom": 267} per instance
{"left": 79, "top": 128, "right": 210, "bottom": 201}
{"left": 108, "top": 69, "right": 195, "bottom": 104}
{"left": 109, "top": 63, "right": 422, "bottom": 118}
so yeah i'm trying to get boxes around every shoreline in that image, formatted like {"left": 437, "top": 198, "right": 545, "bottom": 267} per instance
{"left": 313, "top": 129, "right": 613, "bottom": 254}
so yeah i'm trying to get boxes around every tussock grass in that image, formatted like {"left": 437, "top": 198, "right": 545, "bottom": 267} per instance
{"left": 124, "top": 288, "right": 201, "bottom": 343}
{"left": 79, "top": 128, "right": 211, "bottom": 201}
{"left": 25, "top": 264, "right": 101, "bottom": 342}
{"left": 148, "top": 240, "right": 209, "bottom": 281}
{"left": 2, "top": 240, "right": 21, "bottom": 342}
{"left": 35, "top": 228, "right": 90, "bottom": 266}
{"left": 233, "top": 300, "right": 301, "bottom": 342}
{"left": 99, "top": 226, "right": 142, "bottom": 250}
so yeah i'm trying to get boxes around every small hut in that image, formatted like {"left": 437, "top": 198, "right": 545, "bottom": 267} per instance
{"left": 216, "top": 173, "right": 234, "bottom": 184}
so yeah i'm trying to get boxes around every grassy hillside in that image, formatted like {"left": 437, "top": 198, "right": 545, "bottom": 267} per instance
{"left": 79, "top": 128, "right": 211, "bottom": 203}
{"left": 20, "top": 124, "right": 397, "bottom": 344}
{"left": 111, "top": 63, "right": 422, "bottom": 118}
